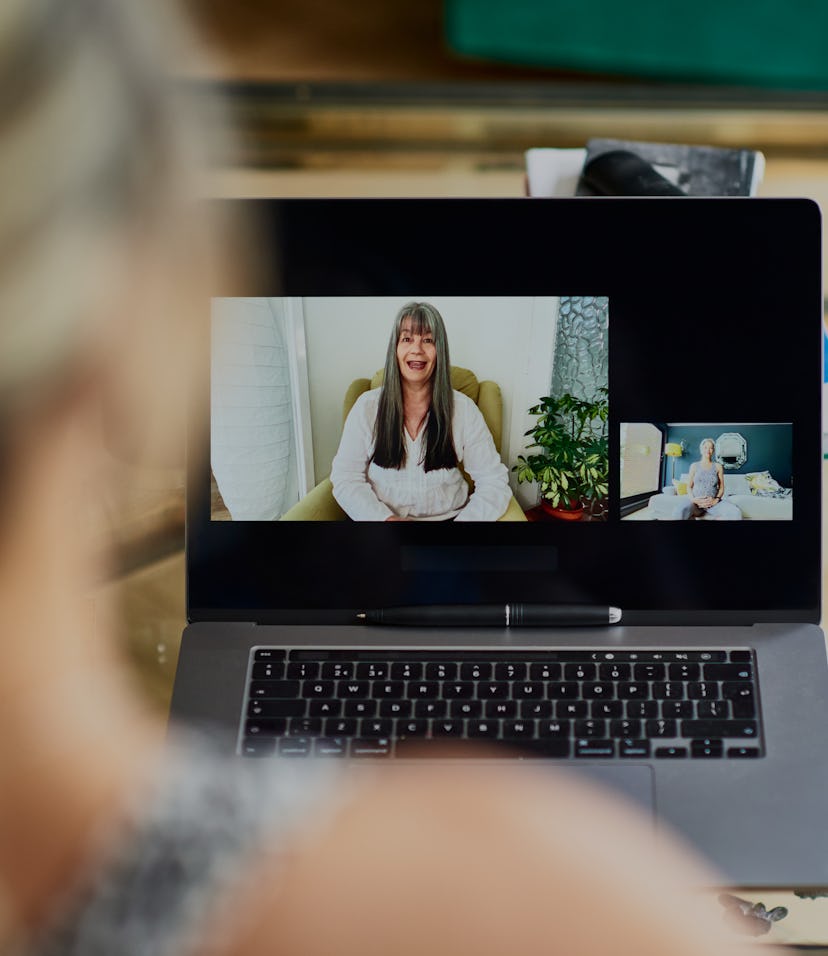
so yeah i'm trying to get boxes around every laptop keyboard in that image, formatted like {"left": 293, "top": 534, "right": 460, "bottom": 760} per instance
{"left": 239, "top": 648, "right": 762, "bottom": 760}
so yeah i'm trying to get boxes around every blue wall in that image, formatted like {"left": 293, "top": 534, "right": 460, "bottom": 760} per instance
{"left": 661, "top": 423, "right": 793, "bottom": 487}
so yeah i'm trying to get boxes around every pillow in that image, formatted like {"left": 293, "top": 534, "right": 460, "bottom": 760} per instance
{"left": 745, "top": 470, "right": 783, "bottom": 495}
{"left": 723, "top": 474, "right": 752, "bottom": 496}
{"left": 673, "top": 473, "right": 691, "bottom": 496}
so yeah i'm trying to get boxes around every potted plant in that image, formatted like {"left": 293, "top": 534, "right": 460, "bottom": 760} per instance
{"left": 513, "top": 389, "right": 609, "bottom": 520}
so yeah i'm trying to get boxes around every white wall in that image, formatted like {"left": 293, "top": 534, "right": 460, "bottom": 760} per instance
{"left": 302, "top": 296, "right": 560, "bottom": 500}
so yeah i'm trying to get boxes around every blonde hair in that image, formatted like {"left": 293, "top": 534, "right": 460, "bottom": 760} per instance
{"left": 0, "top": 0, "right": 216, "bottom": 435}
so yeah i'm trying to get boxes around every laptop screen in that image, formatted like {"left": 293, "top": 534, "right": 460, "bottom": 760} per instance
{"left": 188, "top": 199, "right": 821, "bottom": 624}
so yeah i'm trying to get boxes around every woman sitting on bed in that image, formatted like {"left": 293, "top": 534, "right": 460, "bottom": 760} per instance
{"left": 330, "top": 302, "right": 511, "bottom": 521}
{"left": 687, "top": 438, "right": 742, "bottom": 520}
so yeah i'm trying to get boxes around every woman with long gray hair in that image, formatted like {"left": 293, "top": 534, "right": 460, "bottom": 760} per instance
{"left": 331, "top": 302, "right": 511, "bottom": 521}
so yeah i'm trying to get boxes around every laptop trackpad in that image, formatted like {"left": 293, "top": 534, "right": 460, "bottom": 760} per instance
{"left": 572, "top": 765, "right": 655, "bottom": 821}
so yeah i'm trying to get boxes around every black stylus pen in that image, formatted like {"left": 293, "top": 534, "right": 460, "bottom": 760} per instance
{"left": 357, "top": 605, "right": 622, "bottom": 627}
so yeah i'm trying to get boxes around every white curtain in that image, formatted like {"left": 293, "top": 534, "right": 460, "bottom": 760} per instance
{"left": 211, "top": 298, "right": 299, "bottom": 520}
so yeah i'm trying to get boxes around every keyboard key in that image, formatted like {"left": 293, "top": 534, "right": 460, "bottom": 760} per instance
{"left": 254, "top": 648, "right": 286, "bottom": 662}
{"left": 410, "top": 682, "right": 440, "bottom": 699}
{"left": 433, "top": 720, "right": 464, "bottom": 737}
{"left": 391, "top": 662, "right": 422, "bottom": 680}
{"left": 286, "top": 662, "right": 319, "bottom": 680}
{"left": 574, "top": 719, "right": 606, "bottom": 737}
{"left": 247, "top": 699, "right": 305, "bottom": 719}
{"left": 729, "top": 651, "right": 753, "bottom": 663}
{"left": 425, "top": 662, "right": 456, "bottom": 680}
{"left": 397, "top": 719, "right": 428, "bottom": 737}
{"left": 529, "top": 662, "right": 560, "bottom": 680}
{"left": 661, "top": 701, "right": 693, "bottom": 719}
{"left": 548, "top": 682, "right": 579, "bottom": 699}
{"left": 314, "top": 737, "right": 348, "bottom": 757}
{"left": 691, "top": 738, "right": 723, "bottom": 758}
{"left": 668, "top": 663, "right": 700, "bottom": 681}
{"left": 514, "top": 682, "right": 545, "bottom": 699}
{"left": 591, "top": 701, "right": 623, "bottom": 718}
{"left": 610, "top": 719, "right": 641, "bottom": 737}
{"left": 682, "top": 720, "right": 759, "bottom": 739}
{"left": 564, "top": 663, "right": 596, "bottom": 681}
{"left": 380, "top": 700, "right": 412, "bottom": 717}
{"left": 279, "top": 737, "right": 311, "bottom": 757}
{"left": 344, "top": 700, "right": 376, "bottom": 718}
{"left": 339, "top": 681, "right": 370, "bottom": 699}
{"left": 626, "top": 701, "right": 658, "bottom": 718}
{"left": 350, "top": 738, "right": 392, "bottom": 757}
{"left": 321, "top": 662, "right": 354, "bottom": 680}
{"left": 468, "top": 720, "right": 501, "bottom": 738}
{"left": 731, "top": 699, "right": 756, "bottom": 719}
{"left": 653, "top": 682, "right": 684, "bottom": 700}
{"left": 557, "top": 701, "right": 588, "bottom": 719}
{"left": 372, "top": 681, "right": 405, "bottom": 699}
{"left": 687, "top": 682, "right": 719, "bottom": 700}
{"left": 241, "top": 737, "right": 276, "bottom": 756}
{"left": 309, "top": 700, "right": 341, "bottom": 717}
{"left": 503, "top": 719, "right": 534, "bottom": 738}
{"left": 704, "top": 663, "right": 753, "bottom": 681}
{"left": 479, "top": 682, "right": 510, "bottom": 699}
{"left": 361, "top": 719, "right": 393, "bottom": 737}
{"left": 696, "top": 701, "right": 729, "bottom": 719}
{"left": 583, "top": 682, "right": 615, "bottom": 699}
{"left": 633, "top": 663, "right": 664, "bottom": 681}
{"left": 645, "top": 719, "right": 677, "bottom": 738}
{"left": 415, "top": 700, "right": 447, "bottom": 718}
{"left": 357, "top": 663, "right": 389, "bottom": 680}
{"left": 289, "top": 718, "right": 322, "bottom": 736}
{"left": 655, "top": 746, "right": 687, "bottom": 758}
{"left": 620, "top": 739, "right": 650, "bottom": 758}
{"left": 460, "top": 662, "right": 491, "bottom": 681}
{"left": 495, "top": 662, "right": 526, "bottom": 681}
{"left": 250, "top": 680, "right": 300, "bottom": 699}
{"left": 443, "top": 682, "right": 475, "bottom": 699}
{"left": 538, "top": 720, "right": 570, "bottom": 737}
{"left": 618, "top": 683, "right": 648, "bottom": 699}
{"left": 728, "top": 746, "right": 760, "bottom": 758}
{"left": 245, "top": 719, "right": 286, "bottom": 737}
{"left": 252, "top": 662, "right": 285, "bottom": 680}
{"left": 303, "top": 680, "right": 335, "bottom": 699}
{"left": 721, "top": 682, "right": 755, "bottom": 700}
{"left": 325, "top": 718, "right": 357, "bottom": 736}
{"left": 487, "top": 701, "right": 518, "bottom": 718}
{"left": 599, "top": 663, "right": 630, "bottom": 680}
{"left": 520, "top": 700, "right": 553, "bottom": 718}
{"left": 451, "top": 700, "right": 482, "bottom": 718}
{"left": 575, "top": 739, "right": 615, "bottom": 758}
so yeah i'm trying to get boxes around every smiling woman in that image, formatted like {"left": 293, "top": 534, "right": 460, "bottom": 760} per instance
{"left": 330, "top": 301, "right": 512, "bottom": 521}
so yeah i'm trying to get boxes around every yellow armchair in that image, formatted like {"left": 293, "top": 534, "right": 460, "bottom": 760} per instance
{"left": 281, "top": 366, "right": 526, "bottom": 521}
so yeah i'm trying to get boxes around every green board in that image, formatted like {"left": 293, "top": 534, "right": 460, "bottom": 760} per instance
{"left": 445, "top": 0, "right": 828, "bottom": 89}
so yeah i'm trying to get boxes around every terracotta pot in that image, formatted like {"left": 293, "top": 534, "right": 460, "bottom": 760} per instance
{"left": 540, "top": 498, "right": 584, "bottom": 521}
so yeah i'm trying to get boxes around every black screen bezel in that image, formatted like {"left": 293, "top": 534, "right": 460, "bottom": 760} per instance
{"left": 188, "top": 198, "right": 822, "bottom": 625}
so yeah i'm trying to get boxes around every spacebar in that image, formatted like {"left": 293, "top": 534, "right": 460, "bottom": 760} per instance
{"left": 394, "top": 738, "right": 570, "bottom": 758}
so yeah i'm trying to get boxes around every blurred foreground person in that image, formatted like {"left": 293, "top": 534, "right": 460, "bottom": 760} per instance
{"left": 0, "top": 2, "right": 775, "bottom": 955}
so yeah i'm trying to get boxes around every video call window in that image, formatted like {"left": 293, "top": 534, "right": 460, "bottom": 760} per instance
{"left": 210, "top": 296, "right": 609, "bottom": 522}
{"left": 620, "top": 422, "right": 793, "bottom": 521}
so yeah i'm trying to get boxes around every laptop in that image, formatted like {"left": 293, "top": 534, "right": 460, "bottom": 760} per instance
{"left": 171, "top": 197, "right": 828, "bottom": 888}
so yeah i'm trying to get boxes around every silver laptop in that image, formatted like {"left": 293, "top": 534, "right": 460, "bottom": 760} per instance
{"left": 171, "top": 197, "right": 828, "bottom": 887}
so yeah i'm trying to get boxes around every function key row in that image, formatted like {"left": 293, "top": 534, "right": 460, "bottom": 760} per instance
{"left": 252, "top": 661, "right": 752, "bottom": 682}
{"left": 266, "top": 649, "right": 740, "bottom": 664}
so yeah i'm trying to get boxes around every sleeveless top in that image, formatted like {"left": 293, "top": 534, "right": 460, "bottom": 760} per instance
{"left": 20, "top": 734, "right": 339, "bottom": 956}
{"left": 692, "top": 463, "right": 719, "bottom": 499}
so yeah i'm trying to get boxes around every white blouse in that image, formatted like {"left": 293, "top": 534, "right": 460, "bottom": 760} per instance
{"left": 330, "top": 389, "right": 511, "bottom": 522}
